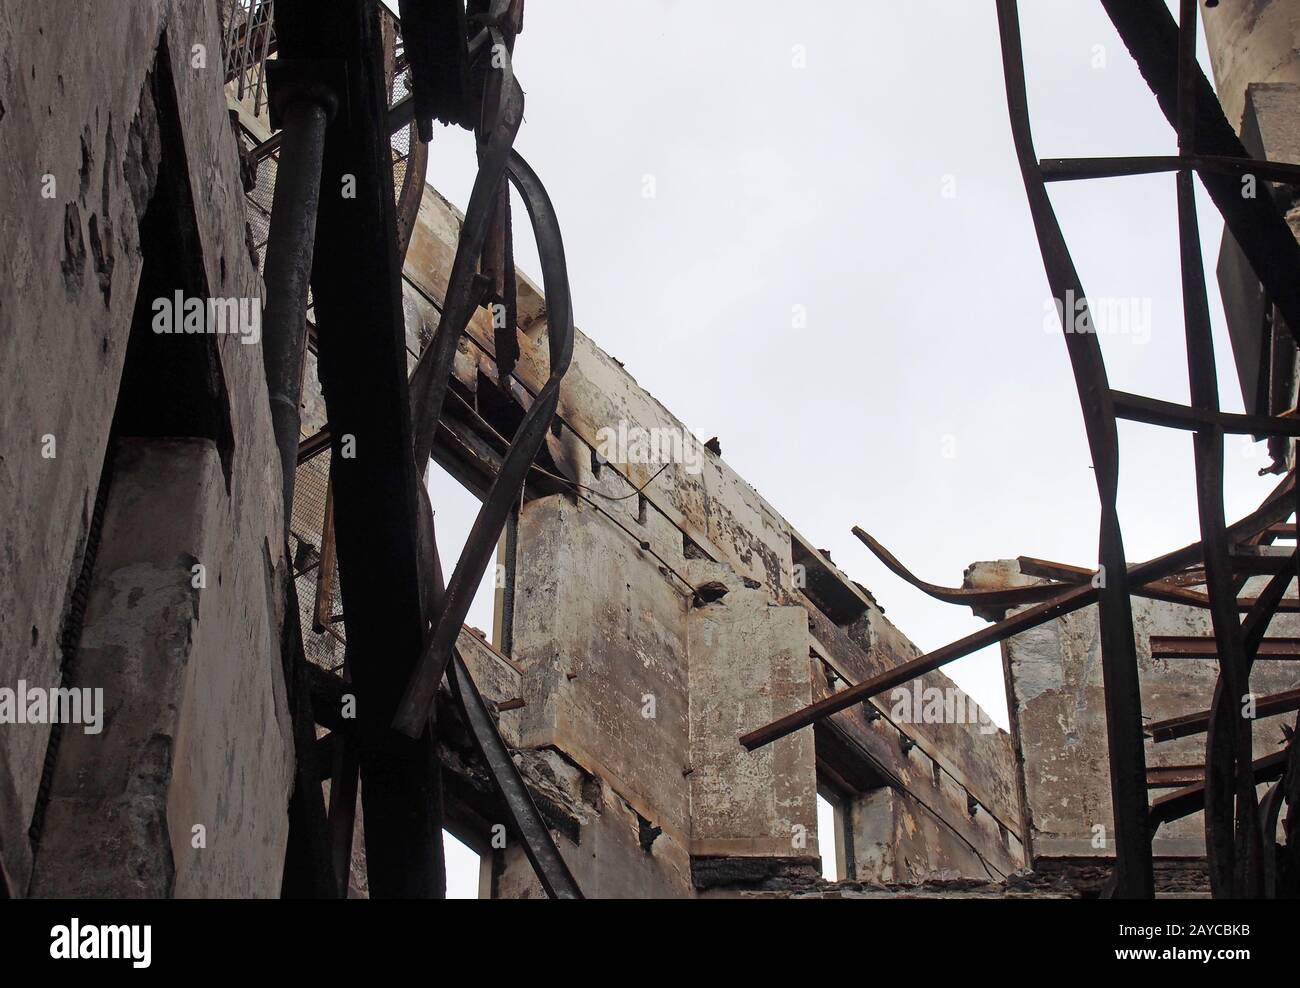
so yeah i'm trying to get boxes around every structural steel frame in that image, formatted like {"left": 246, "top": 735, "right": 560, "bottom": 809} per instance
{"left": 743, "top": 0, "right": 1300, "bottom": 899}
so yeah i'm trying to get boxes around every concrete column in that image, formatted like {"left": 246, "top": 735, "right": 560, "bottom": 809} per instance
{"left": 29, "top": 439, "right": 293, "bottom": 898}
{"left": 1203, "top": 0, "right": 1300, "bottom": 132}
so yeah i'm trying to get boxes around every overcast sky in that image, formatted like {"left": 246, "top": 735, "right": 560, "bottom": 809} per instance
{"left": 411, "top": 0, "right": 1275, "bottom": 890}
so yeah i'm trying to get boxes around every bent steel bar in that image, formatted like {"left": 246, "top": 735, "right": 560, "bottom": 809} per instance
{"left": 741, "top": 470, "right": 1297, "bottom": 752}
{"left": 851, "top": 527, "right": 1070, "bottom": 608}
{"left": 993, "top": 0, "right": 1150, "bottom": 897}
{"left": 395, "top": 147, "right": 574, "bottom": 738}
{"left": 856, "top": 526, "right": 1259, "bottom": 614}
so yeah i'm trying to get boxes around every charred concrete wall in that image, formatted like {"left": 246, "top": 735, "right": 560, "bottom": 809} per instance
{"left": 0, "top": 0, "right": 293, "bottom": 896}
{"left": 401, "top": 186, "right": 1026, "bottom": 896}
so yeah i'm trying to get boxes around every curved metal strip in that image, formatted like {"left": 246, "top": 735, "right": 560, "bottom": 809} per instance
{"left": 408, "top": 38, "right": 523, "bottom": 470}
{"left": 995, "top": 0, "right": 1150, "bottom": 898}
{"left": 395, "top": 147, "right": 574, "bottom": 738}
{"left": 852, "top": 526, "right": 1066, "bottom": 608}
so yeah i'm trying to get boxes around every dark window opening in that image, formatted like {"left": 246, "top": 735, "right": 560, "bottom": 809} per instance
{"left": 112, "top": 36, "right": 234, "bottom": 490}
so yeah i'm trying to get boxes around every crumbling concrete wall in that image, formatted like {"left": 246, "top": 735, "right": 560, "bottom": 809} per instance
{"left": 401, "top": 180, "right": 1026, "bottom": 896}
{"left": 29, "top": 439, "right": 293, "bottom": 897}
{"left": 850, "top": 784, "right": 1012, "bottom": 883}
{"left": 688, "top": 580, "right": 817, "bottom": 862}
{"left": 508, "top": 495, "right": 695, "bottom": 895}
{"left": 0, "top": 0, "right": 293, "bottom": 896}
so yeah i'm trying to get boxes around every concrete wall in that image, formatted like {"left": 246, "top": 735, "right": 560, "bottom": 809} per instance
{"left": 0, "top": 0, "right": 293, "bottom": 896}
{"left": 29, "top": 439, "right": 293, "bottom": 897}
{"left": 509, "top": 495, "right": 695, "bottom": 895}
{"left": 1203, "top": 0, "right": 1300, "bottom": 133}
{"left": 401, "top": 172, "right": 1025, "bottom": 896}
{"left": 688, "top": 581, "right": 817, "bottom": 861}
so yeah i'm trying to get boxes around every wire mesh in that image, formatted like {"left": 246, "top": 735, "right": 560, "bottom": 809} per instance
{"left": 222, "top": 0, "right": 276, "bottom": 118}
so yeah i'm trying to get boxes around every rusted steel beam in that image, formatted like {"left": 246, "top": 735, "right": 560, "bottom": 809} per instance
{"left": 326, "top": 729, "right": 360, "bottom": 898}
{"left": 741, "top": 582, "right": 1095, "bottom": 752}
{"left": 1228, "top": 545, "right": 1297, "bottom": 574}
{"left": 1151, "top": 636, "right": 1300, "bottom": 660}
{"left": 1021, "top": 554, "right": 1299, "bottom": 612}
{"left": 1148, "top": 687, "right": 1300, "bottom": 743}
{"left": 1018, "top": 555, "right": 1218, "bottom": 610}
{"left": 448, "top": 650, "right": 581, "bottom": 898}
{"left": 397, "top": 0, "right": 474, "bottom": 138}
{"left": 1150, "top": 750, "right": 1288, "bottom": 827}
{"left": 278, "top": 0, "right": 443, "bottom": 897}
{"left": 297, "top": 427, "right": 332, "bottom": 463}
{"left": 407, "top": 32, "right": 523, "bottom": 474}
{"left": 1111, "top": 390, "right": 1300, "bottom": 438}
{"left": 474, "top": 1, "right": 523, "bottom": 382}
{"left": 1171, "top": 0, "right": 1260, "bottom": 898}
{"left": 279, "top": 578, "right": 335, "bottom": 897}
{"left": 1197, "top": 546, "right": 1295, "bottom": 892}
{"left": 1240, "top": 597, "right": 1299, "bottom": 612}
{"left": 1099, "top": 0, "right": 1300, "bottom": 338}
{"left": 995, "top": 0, "right": 1150, "bottom": 897}
{"left": 742, "top": 471, "right": 1297, "bottom": 752}
{"left": 1147, "top": 765, "right": 1205, "bottom": 789}
{"left": 1040, "top": 154, "right": 1300, "bottom": 185}
{"left": 312, "top": 481, "right": 337, "bottom": 634}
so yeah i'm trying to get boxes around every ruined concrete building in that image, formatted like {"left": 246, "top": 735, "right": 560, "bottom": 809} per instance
{"left": 1, "top": 0, "right": 1298, "bottom": 900}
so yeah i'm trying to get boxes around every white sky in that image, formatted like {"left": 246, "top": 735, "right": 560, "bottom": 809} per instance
{"left": 419, "top": 0, "right": 1274, "bottom": 893}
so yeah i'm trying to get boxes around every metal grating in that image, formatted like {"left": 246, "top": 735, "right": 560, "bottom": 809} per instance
{"left": 292, "top": 447, "right": 344, "bottom": 672}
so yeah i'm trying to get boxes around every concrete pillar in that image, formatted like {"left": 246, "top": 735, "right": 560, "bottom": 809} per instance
{"left": 1202, "top": 0, "right": 1300, "bottom": 132}
{"left": 687, "top": 587, "right": 818, "bottom": 867}
{"left": 29, "top": 439, "right": 294, "bottom": 897}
